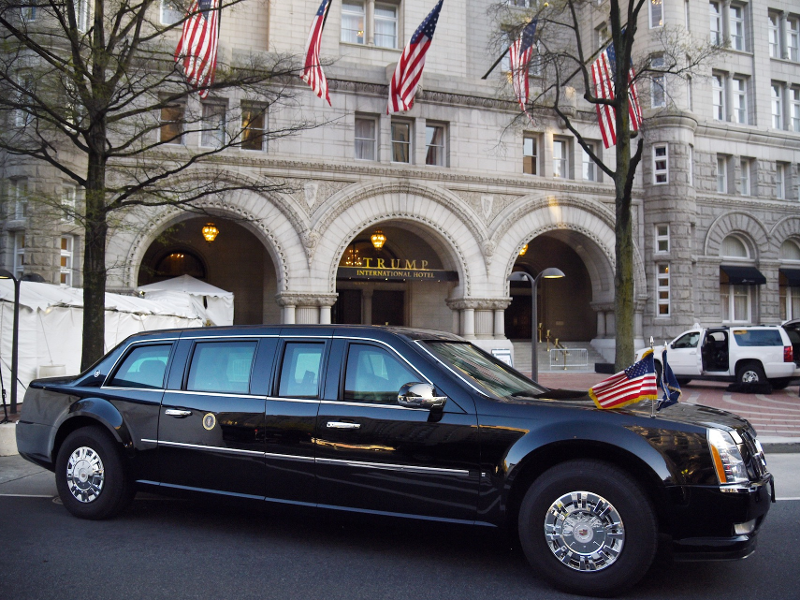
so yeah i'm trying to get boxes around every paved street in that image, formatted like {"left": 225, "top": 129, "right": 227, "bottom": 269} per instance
{"left": 0, "top": 452, "right": 798, "bottom": 600}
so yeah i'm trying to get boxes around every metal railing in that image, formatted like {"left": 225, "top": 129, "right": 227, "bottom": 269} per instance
{"left": 549, "top": 347, "right": 589, "bottom": 370}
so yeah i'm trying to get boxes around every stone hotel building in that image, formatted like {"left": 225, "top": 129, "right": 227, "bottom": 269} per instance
{"left": 2, "top": 0, "right": 800, "bottom": 363}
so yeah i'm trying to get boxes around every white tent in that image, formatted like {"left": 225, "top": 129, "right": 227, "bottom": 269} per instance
{"left": 136, "top": 274, "right": 234, "bottom": 326}
{"left": 0, "top": 280, "right": 204, "bottom": 404}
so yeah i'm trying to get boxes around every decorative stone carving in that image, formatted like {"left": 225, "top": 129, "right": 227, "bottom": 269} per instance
{"left": 481, "top": 195, "right": 493, "bottom": 219}
{"left": 276, "top": 292, "right": 339, "bottom": 308}
{"left": 304, "top": 182, "right": 318, "bottom": 208}
{"left": 446, "top": 297, "right": 512, "bottom": 311}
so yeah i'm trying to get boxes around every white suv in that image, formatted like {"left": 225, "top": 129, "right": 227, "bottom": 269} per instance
{"left": 638, "top": 325, "right": 795, "bottom": 389}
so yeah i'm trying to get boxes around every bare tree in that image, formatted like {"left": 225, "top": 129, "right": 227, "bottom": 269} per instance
{"left": 0, "top": 0, "right": 315, "bottom": 369}
{"left": 491, "top": 0, "right": 716, "bottom": 369}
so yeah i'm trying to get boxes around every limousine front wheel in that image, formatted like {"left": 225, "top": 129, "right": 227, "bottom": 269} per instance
{"left": 518, "top": 460, "right": 657, "bottom": 597}
{"left": 55, "top": 426, "right": 134, "bottom": 520}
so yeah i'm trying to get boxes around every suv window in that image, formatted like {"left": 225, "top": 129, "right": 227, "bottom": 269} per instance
{"left": 108, "top": 344, "right": 171, "bottom": 389}
{"left": 343, "top": 343, "right": 419, "bottom": 404}
{"left": 732, "top": 329, "right": 783, "bottom": 347}
{"left": 186, "top": 341, "right": 257, "bottom": 394}
{"left": 278, "top": 342, "right": 324, "bottom": 398}
{"left": 672, "top": 331, "right": 700, "bottom": 349}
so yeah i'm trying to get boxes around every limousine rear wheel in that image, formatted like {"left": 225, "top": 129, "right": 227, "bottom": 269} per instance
{"left": 518, "top": 460, "right": 657, "bottom": 597}
{"left": 55, "top": 426, "right": 134, "bottom": 520}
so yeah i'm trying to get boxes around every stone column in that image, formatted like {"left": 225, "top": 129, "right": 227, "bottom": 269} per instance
{"left": 447, "top": 298, "right": 511, "bottom": 340}
{"left": 362, "top": 289, "right": 373, "bottom": 325}
{"left": 276, "top": 292, "right": 338, "bottom": 325}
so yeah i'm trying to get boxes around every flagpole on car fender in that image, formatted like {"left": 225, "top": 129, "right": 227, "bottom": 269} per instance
{"left": 650, "top": 336, "right": 656, "bottom": 418}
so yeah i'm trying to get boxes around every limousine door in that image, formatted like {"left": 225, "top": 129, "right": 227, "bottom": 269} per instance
{"left": 157, "top": 339, "right": 267, "bottom": 498}
{"left": 314, "top": 340, "right": 480, "bottom": 522}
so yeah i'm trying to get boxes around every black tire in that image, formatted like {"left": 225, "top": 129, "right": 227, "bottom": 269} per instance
{"left": 736, "top": 361, "right": 766, "bottom": 386}
{"left": 770, "top": 378, "right": 791, "bottom": 390}
{"left": 517, "top": 460, "right": 657, "bottom": 597}
{"left": 676, "top": 378, "right": 692, "bottom": 386}
{"left": 55, "top": 426, "right": 134, "bottom": 520}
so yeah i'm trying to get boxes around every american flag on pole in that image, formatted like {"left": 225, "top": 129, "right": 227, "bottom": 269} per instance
{"left": 508, "top": 18, "right": 538, "bottom": 115}
{"left": 174, "top": 0, "right": 220, "bottom": 99}
{"left": 302, "top": 0, "right": 332, "bottom": 106}
{"left": 590, "top": 38, "right": 643, "bottom": 149}
{"left": 388, "top": 0, "right": 444, "bottom": 114}
{"left": 589, "top": 349, "right": 659, "bottom": 410}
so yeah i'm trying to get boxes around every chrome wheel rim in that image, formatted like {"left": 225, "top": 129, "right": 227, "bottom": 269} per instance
{"left": 543, "top": 491, "right": 624, "bottom": 572}
{"left": 65, "top": 446, "right": 105, "bottom": 503}
{"left": 741, "top": 370, "right": 760, "bottom": 383}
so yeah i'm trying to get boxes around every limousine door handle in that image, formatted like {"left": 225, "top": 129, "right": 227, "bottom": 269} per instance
{"left": 326, "top": 421, "right": 361, "bottom": 430}
{"left": 165, "top": 409, "right": 192, "bottom": 418}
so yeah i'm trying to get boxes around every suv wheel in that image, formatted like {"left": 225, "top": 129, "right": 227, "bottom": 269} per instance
{"left": 55, "top": 426, "right": 134, "bottom": 520}
{"left": 736, "top": 362, "right": 766, "bottom": 385}
{"left": 517, "top": 460, "right": 657, "bottom": 597}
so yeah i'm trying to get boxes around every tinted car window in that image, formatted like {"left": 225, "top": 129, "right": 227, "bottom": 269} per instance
{"left": 187, "top": 341, "right": 257, "bottom": 394}
{"left": 343, "top": 343, "right": 419, "bottom": 404}
{"left": 732, "top": 329, "right": 783, "bottom": 346}
{"left": 278, "top": 342, "right": 324, "bottom": 398}
{"left": 108, "top": 344, "right": 171, "bottom": 389}
{"left": 672, "top": 331, "right": 700, "bottom": 349}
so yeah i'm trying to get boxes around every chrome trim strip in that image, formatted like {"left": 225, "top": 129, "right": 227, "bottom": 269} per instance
{"left": 101, "top": 386, "right": 166, "bottom": 392}
{"left": 165, "top": 389, "right": 264, "bottom": 400}
{"left": 264, "top": 452, "right": 315, "bottom": 463}
{"left": 319, "top": 400, "right": 421, "bottom": 411}
{"left": 266, "top": 397, "right": 321, "bottom": 404}
{"left": 315, "top": 457, "right": 471, "bottom": 477}
{"left": 155, "top": 440, "right": 265, "bottom": 457}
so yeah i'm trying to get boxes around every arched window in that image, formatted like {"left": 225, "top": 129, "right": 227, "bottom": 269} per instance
{"left": 779, "top": 240, "right": 800, "bottom": 320}
{"left": 721, "top": 235, "right": 749, "bottom": 258}
{"left": 720, "top": 235, "right": 757, "bottom": 324}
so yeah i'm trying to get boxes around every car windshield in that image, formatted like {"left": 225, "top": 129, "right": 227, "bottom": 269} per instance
{"left": 423, "top": 341, "right": 547, "bottom": 400}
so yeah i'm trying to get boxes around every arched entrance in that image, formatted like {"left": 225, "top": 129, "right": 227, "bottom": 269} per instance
{"left": 138, "top": 216, "right": 280, "bottom": 325}
{"left": 506, "top": 234, "right": 597, "bottom": 342}
{"left": 333, "top": 223, "right": 459, "bottom": 329}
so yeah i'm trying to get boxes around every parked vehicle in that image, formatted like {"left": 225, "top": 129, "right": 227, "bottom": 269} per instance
{"left": 17, "top": 325, "right": 773, "bottom": 597}
{"left": 636, "top": 325, "right": 795, "bottom": 389}
{"left": 779, "top": 318, "right": 800, "bottom": 381}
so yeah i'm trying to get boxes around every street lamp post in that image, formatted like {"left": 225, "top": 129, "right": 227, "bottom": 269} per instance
{"left": 508, "top": 267, "right": 565, "bottom": 382}
{"left": 0, "top": 269, "right": 21, "bottom": 415}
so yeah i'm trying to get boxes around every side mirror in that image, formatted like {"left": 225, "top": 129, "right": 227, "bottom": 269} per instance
{"left": 397, "top": 382, "right": 447, "bottom": 410}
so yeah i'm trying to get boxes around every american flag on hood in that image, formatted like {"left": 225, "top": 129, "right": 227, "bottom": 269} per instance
{"left": 175, "top": 0, "right": 220, "bottom": 99}
{"left": 388, "top": 0, "right": 444, "bottom": 114}
{"left": 301, "top": 0, "right": 332, "bottom": 105}
{"left": 589, "top": 349, "right": 658, "bottom": 410}
{"left": 591, "top": 37, "right": 643, "bottom": 148}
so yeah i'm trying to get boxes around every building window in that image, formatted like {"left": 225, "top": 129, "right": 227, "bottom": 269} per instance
{"left": 789, "top": 17, "right": 800, "bottom": 61}
{"left": 75, "top": 0, "right": 90, "bottom": 32}
{"left": 552, "top": 137, "right": 569, "bottom": 178}
{"left": 771, "top": 83, "right": 784, "bottom": 129}
{"left": 60, "top": 236, "right": 74, "bottom": 286}
{"left": 720, "top": 235, "right": 752, "bottom": 323}
{"left": 655, "top": 224, "right": 670, "bottom": 253}
{"left": 62, "top": 186, "right": 76, "bottom": 223}
{"left": 712, "top": 74, "right": 725, "bottom": 120}
{"left": 159, "top": 102, "right": 184, "bottom": 144}
{"left": 200, "top": 103, "right": 226, "bottom": 148}
{"left": 425, "top": 123, "right": 447, "bottom": 166}
{"left": 596, "top": 23, "right": 609, "bottom": 49}
{"left": 717, "top": 155, "right": 728, "bottom": 193}
{"left": 791, "top": 87, "right": 800, "bottom": 132}
{"left": 651, "top": 56, "right": 666, "bottom": 108}
{"left": 160, "top": 0, "right": 182, "bottom": 25}
{"left": 709, "top": 2, "right": 722, "bottom": 45}
{"left": 354, "top": 116, "right": 377, "bottom": 160}
{"left": 523, "top": 135, "right": 539, "bottom": 175}
{"left": 688, "top": 145, "right": 694, "bottom": 186}
{"left": 20, "top": 2, "right": 37, "bottom": 21}
{"left": 656, "top": 264, "right": 670, "bottom": 316}
{"left": 777, "top": 163, "right": 787, "bottom": 200}
{"left": 9, "top": 178, "right": 28, "bottom": 220}
{"left": 729, "top": 4, "right": 746, "bottom": 51}
{"left": 241, "top": 105, "right": 266, "bottom": 151}
{"left": 582, "top": 142, "right": 597, "bottom": 181}
{"left": 14, "top": 233, "right": 25, "bottom": 278}
{"left": 650, "top": 0, "right": 663, "bottom": 28}
{"left": 391, "top": 120, "right": 411, "bottom": 163}
{"left": 374, "top": 3, "right": 398, "bottom": 48}
{"left": 769, "top": 13, "right": 780, "bottom": 58}
{"left": 653, "top": 144, "right": 668, "bottom": 184}
{"left": 739, "top": 158, "right": 751, "bottom": 196}
{"left": 341, "top": 1, "right": 398, "bottom": 49}
{"left": 780, "top": 240, "right": 800, "bottom": 320}
{"left": 732, "top": 76, "right": 747, "bottom": 124}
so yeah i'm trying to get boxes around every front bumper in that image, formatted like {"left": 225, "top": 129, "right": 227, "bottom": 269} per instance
{"left": 667, "top": 474, "right": 773, "bottom": 561}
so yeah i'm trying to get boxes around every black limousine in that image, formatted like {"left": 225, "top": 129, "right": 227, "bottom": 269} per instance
{"left": 16, "top": 325, "right": 773, "bottom": 596}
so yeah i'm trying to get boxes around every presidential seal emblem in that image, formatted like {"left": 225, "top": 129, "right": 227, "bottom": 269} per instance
{"left": 202, "top": 413, "right": 216, "bottom": 431}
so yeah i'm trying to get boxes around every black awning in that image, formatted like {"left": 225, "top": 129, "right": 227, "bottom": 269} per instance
{"left": 720, "top": 265, "right": 766, "bottom": 285}
{"left": 780, "top": 268, "right": 800, "bottom": 286}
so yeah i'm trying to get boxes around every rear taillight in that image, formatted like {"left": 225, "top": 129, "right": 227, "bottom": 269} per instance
{"left": 784, "top": 346, "right": 793, "bottom": 362}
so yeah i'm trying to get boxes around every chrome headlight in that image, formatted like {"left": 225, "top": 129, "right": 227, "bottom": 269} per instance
{"left": 707, "top": 429, "right": 749, "bottom": 485}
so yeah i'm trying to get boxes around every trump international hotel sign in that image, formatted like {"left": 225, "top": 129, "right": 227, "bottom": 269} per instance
{"left": 337, "top": 259, "right": 457, "bottom": 282}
